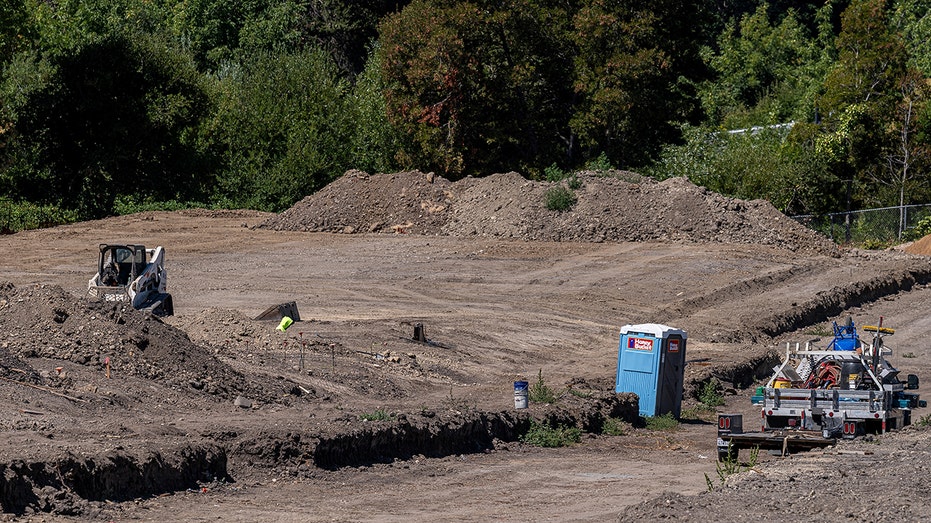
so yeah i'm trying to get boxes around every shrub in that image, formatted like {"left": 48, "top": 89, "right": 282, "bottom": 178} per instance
{"left": 905, "top": 215, "right": 931, "bottom": 241}
{"left": 602, "top": 417, "right": 627, "bottom": 436}
{"left": 706, "top": 445, "right": 759, "bottom": 491}
{"left": 698, "top": 378, "right": 725, "bottom": 408}
{"left": 566, "top": 174, "right": 582, "bottom": 190}
{"left": 544, "top": 185, "right": 577, "bottom": 212}
{"left": 529, "top": 369, "right": 558, "bottom": 404}
{"left": 0, "top": 199, "right": 79, "bottom": 233}
{"left": 544, "top": 163, "right": 567, "bottom": 182}
{"left": 585, "top": 152, "right": 613, "bottom": 172}
{"left": 521, "top": 420, "right": 582, "bottom": 447}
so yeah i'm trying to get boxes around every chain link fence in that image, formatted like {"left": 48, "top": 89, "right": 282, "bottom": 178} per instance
{"left": 792, "top": 203, "right": 931, "bottom": 245}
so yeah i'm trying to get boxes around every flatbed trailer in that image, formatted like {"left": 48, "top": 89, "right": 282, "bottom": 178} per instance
{"left": 717, "top": 423, "right": 836, "bottom": 460}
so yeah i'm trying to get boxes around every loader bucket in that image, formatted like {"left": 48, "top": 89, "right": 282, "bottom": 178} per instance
{"left": 254, "top": 301, "right": 301, "bottom": 322}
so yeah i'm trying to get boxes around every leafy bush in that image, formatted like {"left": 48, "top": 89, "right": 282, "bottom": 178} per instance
{"left": 529, "top": 369, "right": 558, "bottom": 404}
{"left": 544, "top": 185, "right": 577, "bottom": 212}
{"left": 113, "top": 196, "right": 211, "bottom": 215}
{"left": 644, "top": 125, "right": 838, "bottom": 216}
{"left": 521, "top": 420, "right": 582, "bottom": 447}
{"left": 207, "top": 47, "right": 354, "bottom": 212}
{"left": 904, "top": 215, "right": 931, "bottom": 241}
{"left": 566, "top": 174, "right": 582, "bottom": 190}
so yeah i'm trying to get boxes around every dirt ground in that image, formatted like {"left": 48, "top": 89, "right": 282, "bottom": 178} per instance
{"left": 3, "top": 172, "right": 931, "bottom": 521}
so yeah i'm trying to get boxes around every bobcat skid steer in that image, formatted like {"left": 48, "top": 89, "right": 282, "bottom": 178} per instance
{"left": 87, "top": 244, "right": 174, "bottom": 316}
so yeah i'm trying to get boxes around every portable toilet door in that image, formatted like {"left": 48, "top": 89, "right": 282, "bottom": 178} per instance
{"left": 615, "top": 324, "right": 687, "bottom": 418}
{"left": 657, "top": 331, "right": 687, "bottom": 418}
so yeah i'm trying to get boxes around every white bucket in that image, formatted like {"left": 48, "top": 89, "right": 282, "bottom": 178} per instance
{"left": 514, "top": 381, "right": 529, "bottom": 409}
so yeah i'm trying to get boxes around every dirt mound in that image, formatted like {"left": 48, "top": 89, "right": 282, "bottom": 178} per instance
{"left": 0, "top": 283, "right": 286, "bottom": 401}
{"left": 904, "top": 232, "right": 931, "bottom": 255}
{"left": 260, "top": 170, "right": 837, "bottom": 255}
{"left": 261, "top": 169, "right": 455, "bottom": 234}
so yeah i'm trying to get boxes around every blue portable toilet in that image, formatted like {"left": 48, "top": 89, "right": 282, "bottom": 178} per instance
{"left": 615, "top": 324, "right": 687, "bottom": 418}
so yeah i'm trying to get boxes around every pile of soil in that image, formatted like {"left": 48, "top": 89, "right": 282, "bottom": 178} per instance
{"left": 0, "top": 282, "right": 290, "bottom": 402}
{"left": 260, "top": 170, "right": 837, "bottom": 256}
{"left": 905, "top": 233, "right": 931, "bottom": 255}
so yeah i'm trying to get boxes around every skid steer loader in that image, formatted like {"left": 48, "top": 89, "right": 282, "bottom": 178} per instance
{"left": 87, "top": 244, "right": 173, "bottom": 316}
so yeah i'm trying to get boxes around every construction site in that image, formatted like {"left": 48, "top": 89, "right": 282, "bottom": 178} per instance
{"left": 2, "top": 170, "right": 931, "bottom": 521}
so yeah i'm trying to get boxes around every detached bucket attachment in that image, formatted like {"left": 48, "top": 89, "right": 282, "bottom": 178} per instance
{"left": 255, "top": 301, "right": 301, "bottom": 322}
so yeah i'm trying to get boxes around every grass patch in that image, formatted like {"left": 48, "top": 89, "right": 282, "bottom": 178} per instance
{"left": 521, "top": 420, "right": 582, "bottom": 447}
{"left": 359, "top": 408, "right": 395, "bottom": 422}
{"left": 529, "top": 369, "right": 558, "bottom": 404}
{"left": 916, "top": 413, "right": 931, "bottom": 427}
{"left": 644, "top": 412, "right": 679, "bottom": 431}
{"left": 803, "top": 323, "right": 832, "bottom": 337}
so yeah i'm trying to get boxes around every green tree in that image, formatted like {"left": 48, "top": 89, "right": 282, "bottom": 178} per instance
{"left": 2, "top": 28, "right": 211, "bottom": 218}
{"left": 378, "top": 0, "right": 573, "bottom": 177}
{"left": 876, "top": 68, "right": 931, "bottom": 234}
{"left": 570, "top": 0, "right": 709, "bottom": 168}
{"left": 1, "top": 0, "right": 223, "bottom": 218}
{"left": 0, "top": 0, "right": 30, "bottom": 64}
{"left": 698, "top": 3, "right": 835, "bottom": 129}
{"left": 292, "top": 0, "right": 409, "bottom": 76}
{"left": 892, "top": 0, "right": 931, "bottom": 76}
{"left": 169, "top": 0, "right": 267, "bottom": 69}
{"left": 349, "top": 44, "right": 402, "bottom": 174}
{"left": 819, "top": 0, "right": 909, "bottom": 209}
{"left": 205, "top": 47, "right": 353, "bottom": 211}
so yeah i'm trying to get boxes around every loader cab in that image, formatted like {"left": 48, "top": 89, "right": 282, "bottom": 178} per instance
{"left": 98, "top": 244, "right": 146, "bottom": 286}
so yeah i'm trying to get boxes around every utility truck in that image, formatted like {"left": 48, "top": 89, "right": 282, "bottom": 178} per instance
{"left": 717, "top": 318, "right": 921, "bottom": 460}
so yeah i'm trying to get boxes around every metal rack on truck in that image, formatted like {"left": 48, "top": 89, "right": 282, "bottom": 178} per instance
{"left": 717, "top": 318, "right": 922, "bottom": 461}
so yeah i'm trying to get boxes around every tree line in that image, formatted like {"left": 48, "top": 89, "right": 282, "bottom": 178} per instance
{"left": 1, "top": 0, "right": 929, "bottom": 223}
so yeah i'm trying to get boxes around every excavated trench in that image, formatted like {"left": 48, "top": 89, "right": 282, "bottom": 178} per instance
{"left": 0, "top": 444, "right": 227, "bottom": 515}
{"left": 718, "top": 266, "right": 931, "bottom": 343}
{"left": 0, "top": 394, "right": 637, "bottom": 515}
